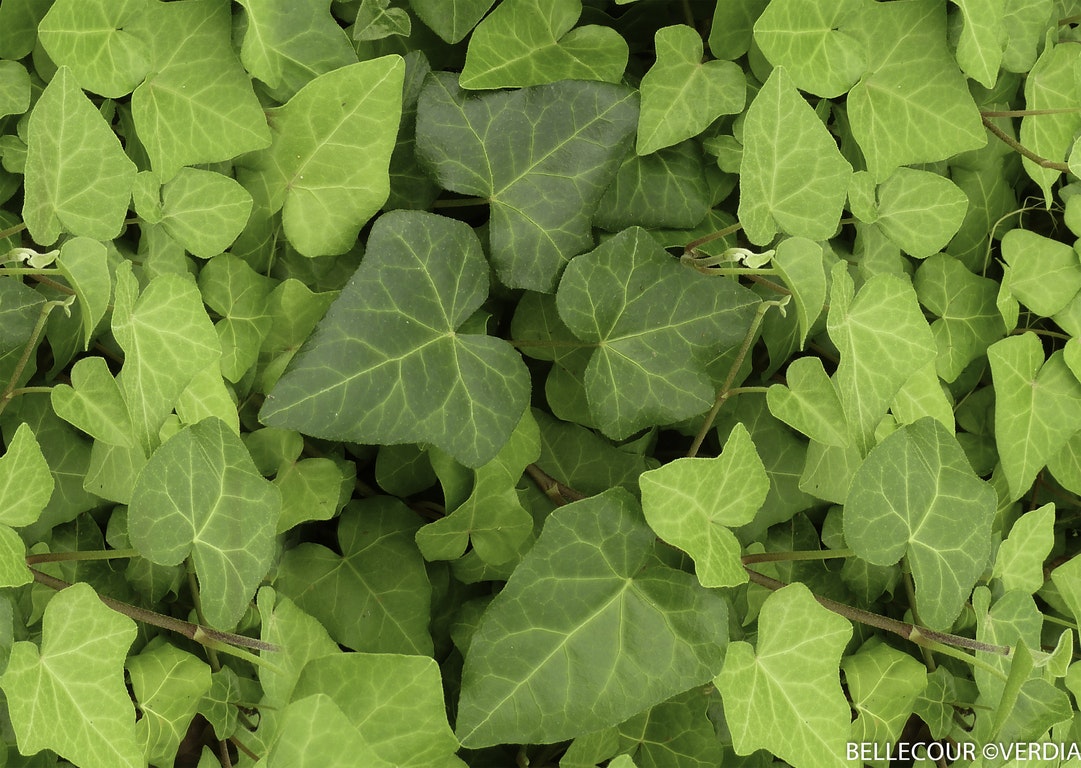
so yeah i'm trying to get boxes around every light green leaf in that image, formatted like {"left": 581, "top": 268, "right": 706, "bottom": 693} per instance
{"left": 267, "top": 694, "right": 391, "bottom": 768}
{"left": 127, "top": 639, "right": 212, "bottom": 767}
{"left": 844, "top": 417, "right": 996, "bottom": 630}
{"left": 843, "top": 638, "right": 928, "bottom": 763}
{"left": 274, "top": 457, "right": 351, "bottom": 533}
{"left": 739, "top": 66, "right": 852, "bottom": 245}
{"left": 772, "top": 236, "right": 826, "bottom": 349}
{"left": 130, "top": 0, "right": 272, "bottom": 180}
{"left": 0, "top": 60, "right": 31, "bottom": 118}
{"left": 0, "top": 422, "right": 53, "bottom": 526}
{"left": 54, "top": 237, "right": 111, "bottom": 349}
{"left": 873, "top": 168, "right": 968, "bottom": 258}
{"left": 556, "top": 227, "right": 758, "bottom": 439}
{"left": 709, "top": 0, "right": 769, "bottom": 60}
{"left": 1001, "top": 0, "right": 1053, "bottom": 72}
{"left": 129, "top": 417, "right": 281, "bottom": 629}
{"left": 175, "top": 366, "right": 240, "bottom": 435}
{"left": 354, "top": 0, "right": 412, "bottom": 41}
{"left": 410, "top": 0, "right": 497, "bottom": 43}
{"left": 2, "top": 583, "right": 141, "bottom": 768}
{"left": 456, "top": 489, "right": 728, "bottom": 748}
{"left": 988, "top": 333, "right": 1081, "bottom": 500}
{"left": 238, "top": 57, "right": 403, "bottom": 258}
{"left": 199, "top": 667, "right": 240, "bottom": 740}
{"left": 1020, "top": 38, "right": 1081, "bottom": 203}
{"left": 276, "top": 498, "right": 432, "bottom": 655}
{"left": 994, "top": 503, "right": 1055, "bottom": 594}
{"left": 640, "top": 423, "right": 768, "bottom": 587}
{"left": 460, "top": 0, "right": 627, "bottom": 90}
{"left": 914, "top": 253, "right": 1005, "bottom": 382}
{"left": 236, "top": 0, "right": 359, "bottom": 100}
{"left": 415, "top": 73, "right": 638, "bottom": 291}
{"left": 767, "top": 356, "right": 850, "bottom": 447}
{"left": 198, "top": 254, "right": 273, "bottom": 383}
{"left": 1002, "top": 228, "right": 1081, "bottom": 317}
{"left": 256, "top": 588, "right": 341, "bottom": 710}
{"left": 292, "top": 654, "right": 465, "bottom": 768}
{"left": 847, "top": 0, "right": 985, "bottom": 179}
{"left": 51, "top": 357, "right": 134, "bottom": 448}
{"left": 37, "top": 0, "right": 150, "bottom": 98}
{"left": 827, "top": 264, "right": 936, "bottom": 453}
{"left": 753, "top": 0, "right": 866, "bottom": 97}
{"left": 891, "top": 363, "right": 954, "bottom": 431}
{"left": 261, "top": 211, "right": 529, "bottom": 468}
{"left": 112, "top": 263, "right": 221, "bottom": 452}
{"left": 718, "top": 583, "right": 852, "bottom": 768}
{"left": 636, "top": 24, "right": 745, "bottom": 155}
{"left": 23, "top": 66, "right": 137, "bottom": 245}
{"left": 953, "top": 0, "right": 1007, "bottom": 88}
{"left": 417, "top": 410, "right": 538, "bottom": 565}
{"left": 158, "top": 168, "right": 253, "bottom": 259}
{"left": 0, "top": 524, "right": 30, "bottom": 587}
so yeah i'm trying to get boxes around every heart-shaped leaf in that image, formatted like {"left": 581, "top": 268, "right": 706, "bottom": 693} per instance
{"left": 767, "top": 356, "right": 850, "bottom": 447}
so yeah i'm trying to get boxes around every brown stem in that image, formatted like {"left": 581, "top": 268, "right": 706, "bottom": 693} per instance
{"left": 982, "top": 108, "right": 1081, "bottom": 117}
{"left": 683, "top": 223, "right": 743, "bottom": 255}
{"left": 30, "top": 568, "right": 279, "bottom": 653}
{"left": 981, "top": 115, "right": 1070, "bottom": 172}
{"left": 744, "top": 567, "right": 1010, "bottom": 655}
{"left": 525, "top": 464, "right": 586, "bottom": 506}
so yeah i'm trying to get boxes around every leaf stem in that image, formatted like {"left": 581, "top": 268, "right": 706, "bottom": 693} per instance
{"left": 744, "top": 567, "right": 1010, "bottom": 656}
{"left": 26, "top": 548, "right": 139, "bottom": 564}
{"left": 683, "top": 223, "right": 742, "bottom": 255}
{"left": 0, "top": 222, "right": 26, "bottom": 240}
{"left": 432, "top": 196, "right": 489, "bottom": 208}
{"left": 525, "top": 463, "right": 586, "bottom": 505}
{"left": 0, "top": 299, "right": 58, "bottom": 418}
{"left": 982, "top": 107, "right": 1081, "bottom": 117}
{"left": 981, "top": 114, "right": 1070, "bottom": 172}
{"left": 29, "top": 567, "right": 279, "bottom": 653}
{"left": 741, "top": 548, "right": 854, "bottom": 564}
{"left": 696, "top": 267, "right": 779, "bottom": 277}
{"left": 686, "top": 299, "right": 775, "bottom": 457}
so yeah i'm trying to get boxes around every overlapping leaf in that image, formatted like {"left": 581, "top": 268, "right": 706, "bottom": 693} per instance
{"left": 456, "top": 489, "right": 728, "bottom": 748}
{"left": 461, "top": 0, "right": 628, "bottom": 89}
{"left": 872, "top": 168, "right": 968, "bottom": 259}
{"left": 555, "top": 227, "right": 758, "bottom": 439}
{"left": 238, "top": 57, "right": 404, "bottom": 257}
{"left": 23, "top": 66, "right": 137, "bottom": 245}
{"left": 718, "top": 583, "right": 852, "bottom": 768}
{"left": 54, "top": 237, "right": 111, "bottom": 349}
{"left": 416, "top": 72, "right": 638, "bottom": 291}
{"left": 1001, "top": 228, "right": 1081, "bottom": 316}
{"left": 158, "top": 168, "right": 253, "bottom": 259}
{"left": 261, "top": 210, "right": 530, "bottom": 468}
{"left": 739, "top": 67, "right": 852, "bottom": 245}
{"left": 640, "top": 424, "right": 767, "bottom": 587}
{"left": 1020, "top": 39, "right": 1081, "bottom": 202}
{"left": 0, "top": 422, "right": 53, "bottom": 526}
{"left": 844, "top": 418, "right": 996, "bottom": 630}
{"left": 0, "top": 60, "right": 30, "bottom": 118}
{"left": 410, "top": 0, "right": 497, "bottom": 43}
{"left": 2, "top": 583, "right": 141, "bottom": 768}
{"left": 128, "top": 417, "right": 281, "bottom": 629}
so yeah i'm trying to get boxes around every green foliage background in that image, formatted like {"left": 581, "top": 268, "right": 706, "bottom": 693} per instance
{"left": 0, "top": 0, "right": 1080, "bottom": 766}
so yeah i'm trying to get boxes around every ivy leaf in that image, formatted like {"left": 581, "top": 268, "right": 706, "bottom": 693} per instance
{"left": 767, "top": 356, "right": 850, "bottom": 447}
{"left": 0, "top": 60, "right": 30, "bottom": 118}
{"left": 416, "top": 410, "right": 539, "bottom": 565}
{"left": 0, "top": 525, "right": 30, "bottom": 587}
{"left": 197, "top": 254, "right": 273, "bottom": 384}
{"left": 555, "top": 227, "right": 759, "bottom": 439}
{"left": 640, "top": 423, "right": 768, "bottom": 587}
{"left": 844, "top": 417, "right": 996, "bottom": 631}
{"left": 843, "top": 638, "right": 928, "bottom": 760}
{"left": 872, "top": 168, "right": 968, "bottom": 259}
{"left": 267, "top": 694, "right": 391, "bottom": 768}
{"left": 261, "top": 210, "right": 529, "bottom": 468}
{"left": 256, "top": 588, "right": 341, "bottom": 710}
{"left": 618, "top": 689, "right": 724, "bottom": 767}
{"left": 37, "top": 0, "right": 150, "bottom": 98}
{"left": 988, "top": 333, "right": 1081, "bottom": 500}
{"left": 236, "top": 0, "right": 358, "bottom": 100}
{"left": 772, "top": 236, "right": 826, "bottom": 349}
{"left": 1001, "top": 228, "right": 1081, "bottom": 317}
{"left": 239, "top": 57, "right": 403, "bottom": 258}
{"left": 914, "top": 253, "right": 1005, "bottom": 382}
{"left": 128, "top": 417, "right": 282, "bottom": 629}
{"left": 595, "top": 142, "right": 712, "bottom": 231}
{"left": 456, "top": 489, "right": 728, "bottom": 748}
{"left": 158, "top": 168, "right": 253, "bottom": 259}
{"left": 23, "top": 66, "right": 137, "bottom": 245}
{"left": 993, "top": 503, "right": 1055, "bottom": 594}
{"left": 739, "top": 66, "right": 853, "bottom": 245}
{"left": 636, "top": 24, "right": 745, "bottom": 155}
{"left": 130, "top": 0, "right": 272, "bottom": 181}
{"left": 461, "top": 0, "right": 627, "bottom": 89}
{"left": 827, "top": 264, "right": 936, "bottom": 453}
{"left": 718, "top": 582, "right": 852, "bottom": 768}
{"left": 415, "top": 73, "right": 638, "bottom": 291}
{"left": 410, "top": 0, "right": 497, "bottom": 43}
{"left": 1020, "top": 38, "right": 1081, "bottom": 202}
{"left": 847, "top": 0, "right": 985, "bottom": 179}
{"left": 111, "top": 263, "right": 221, "bottom": 452}
{"left": 274, "top": 457, "right": 352, "bottom": 533}
{"left": 354, "top": 0, "right": 412, "bottom": 41}
{"left": 752, "top": 0, "right": 866, "bottom": 98}
{"left": 275, "top": 498, "right": 433, "bottom": 655}
{"left": 2, "top": 583, "right": 141, "bottom": 768}
{"left": 0, "top": 422, "right": 53, "bottom": 527}
{"left": 127, "top": 639, "right": 212, "bottom": 767}
{"left": 954, "top": 0, "right": 1007, "bottom": 88}
{"left": 54, "top": 237, "right": 111, "bottom": 350}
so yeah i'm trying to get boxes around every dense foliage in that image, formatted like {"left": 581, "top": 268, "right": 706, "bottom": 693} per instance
{"left": 1, "top": 0, "right": 1081, "bottom": 766}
